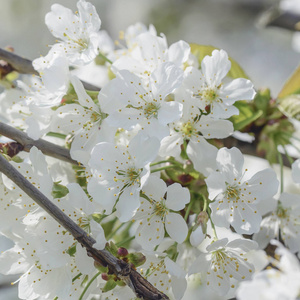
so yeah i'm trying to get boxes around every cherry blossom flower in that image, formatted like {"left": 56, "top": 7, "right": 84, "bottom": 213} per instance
{"left": 182, "top": 50, "right": 256, "bottom": 119}
{"left": 113, "top": 32, "right": 191, "bottom": 79}
{"left": 101, "top": 62, "right": 184, "bottom": 140}
{"left": 189, "top": 238, "right": 258, "bottom": 296}
{"left": 159, "top": 104, "right": 233, "bottom": 158}
{"left": 253, "top": 193, "right": 300, "bottom": 253}
{"left": 133, "top": 176, "right": 190, "bottom": 250}
{"left": 139, "top": 252, "right": 187, "bottom": 300}
{"left": 206, "top": 147, "right": 279, "bottom": 234}
{"left": 53, "top": 75, "right": 114, "bottom": 164}
{"left": 45, "top": 0, "right": 102, "bottom": 65}
{"left": 236, "top": 240, "right": 300, "bottom": 300}
{"left": 88, "top": 132, "right": 160, "bottom": 222}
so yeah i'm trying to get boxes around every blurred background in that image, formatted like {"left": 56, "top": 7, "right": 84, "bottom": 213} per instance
{"left": 0, "top": 0, "right": 300, "bottom": 299}
{"left": 0, "top": 0, "right": 300, "bottom": 95}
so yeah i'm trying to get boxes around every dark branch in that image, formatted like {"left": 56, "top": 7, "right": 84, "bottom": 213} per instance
{"left": 258, "top": 8, "right": 300, "bottom": 32}
{"left": 0, "top": 47, "right": 100, "bottom": 91}
{"left": 0, "top": 122, "right": 77, "bottom": 165}
{"left": 0, "top": 154, "right": 169, "bottom": 300}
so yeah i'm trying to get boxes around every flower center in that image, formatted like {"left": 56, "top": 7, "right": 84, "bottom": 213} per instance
{"left": 276, "top": 206, "right": 290, "bottom": 219}
{"left": 77, "top": 216, "right": 91, "bottom": 233}
{"left": 181, "top": 121, "right": 196, "bottom": 138}
{"left": 225, "top": 184, "right": 240, "bottom": 200}
{"left": 153, "top": 200, "right": 168, "bottom": 218}
{"left": 211, "top": 249, "right": 240, "bottom": 273}
{"left": 116, "top": 167, "right": 142, "bottom": 186}
{"left": 203, "top": 88, "right": 217, "bottom": 103}
{"left": 144, "top": 102, "right": 160, "bottom": 119}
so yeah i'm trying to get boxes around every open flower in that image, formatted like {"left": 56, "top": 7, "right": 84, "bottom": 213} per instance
{"left": 206, "top": 147, "right": 279, "bottom": 234}
{"left": 182, "top": 50, "right": 256, "bottom": 119}
{"left": 134, "top": 176, "right": 190, "bottom": 250}
{"left": 88, "top": 132, "right": 160, "bottom": 222}
{"left": 101, "top": 62, "right": 184, "bottom": 140}
{"left": 189, "top": 238, "right": 258, "bottom": 296}
{"left": 253, "top": 193, "right": 300, "bottom": 253}
{"left": 45, "top": 0, "right": 102, "bottom": 65}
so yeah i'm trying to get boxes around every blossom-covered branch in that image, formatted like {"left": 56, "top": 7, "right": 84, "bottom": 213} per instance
{"left": 0, "top": 122, "right": 77, "bottom": 164}
{"left": 0, "top": 153, "right": 169, "bottom": 300}
{"left": 0, "top": 47, "right": 100, "bottom": 91}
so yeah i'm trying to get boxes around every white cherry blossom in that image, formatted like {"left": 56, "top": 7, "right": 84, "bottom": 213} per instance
{"left": 133, "top": 176, "right": 190, "bottom": 250}
{"left": 206, "top": 147, "right": 279, "bottom": 234}
{"left": 253, "top": 193, "right": 300, "bottom": 253}
{"left": 88, "top": 132, "right": 160, "bottom": 222}
{"left": 182, "top": 50, "right": 256, "bottom": 119}
{"left": 101, "top": 62, "right": 184, "bottom": 140}
{"left": 113, "top": 31, "right": 190, "bottom": 79}
{"left": 45, "top": 0, "right": 102, "bottom": 65}
{"left": 236, "top": 240, "right": 300, "bottom": 300}
{"left": 159, "top": 104, "right": 233, "bottom": 158}
{"left": 53, "top": 75, "right": 113, "bottom": 164}
{"left": 189, "top": 238, "right": 258, "bottom": 296}
{"left": 138, "top": 252, "right": 187, "bottom": 300}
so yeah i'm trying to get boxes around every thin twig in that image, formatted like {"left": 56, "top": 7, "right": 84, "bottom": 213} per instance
{"left": 0, "top": 122, "right": 77, "bottom": 165}
{"left": 257, "top": 8, "right": 300, "bottom": 31}
{"left": 0, "top": 48, "right": 38, "bottom": 75}
{"left": 0, "top": 154, "right": 169, "bottom": 300}
{"left": 0, "top": 47, "right": 100, "bottom": 91}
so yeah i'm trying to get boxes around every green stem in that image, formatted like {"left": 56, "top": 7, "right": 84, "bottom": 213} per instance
{"left": 277, "top": 150, "right": 284, "bottom": 193}
{"left": 116, "top": 235, "right": 135, "bottom": 247}
{"left": 203, "top": 196, "right": 208, "bottom": 212}
{"left": 98, "top": 52, "right": 113, "bottom": 64}
{"left": 184, "top": 200, "right": 193, "bottom": 222}
{"left": 72, "top": 272, "right": 82, "bottom": 282}
{"left": 78, "top": 271, "right": 101, "bottom": 300}
{"left": 106, "top": 222, "right": 124, "bottom": 240}
{"left": 208, "top": 209, "right": 218, "bottom": 240}
{"left": 46, "top": 132, "right": 67, "bottom": 139}
{"left": 150, "top": 159, "right": 182, "bottom": 167}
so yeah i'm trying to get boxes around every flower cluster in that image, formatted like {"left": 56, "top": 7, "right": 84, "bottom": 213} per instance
{"left": 1, "top": 1, "right": 299, "bottom": 300}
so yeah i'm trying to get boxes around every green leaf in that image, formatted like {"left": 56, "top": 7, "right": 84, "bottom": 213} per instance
{"left": 190, "top": 43, "right": 249, "bottom": 79}
{"left": 253, "top": 89, "right": 271, "bottom": 116}
{"left": 51, "top": 182, "right": 69, "bottom": 199}
{"left": 230, "top": 101, "right": 263, "bottom": 131}
{"left": 278, "top": 94, "right": 300, "bottom": 121}
{"left": 105, "top": 241, "right": 118, "bottom": 256}
{"left": 102, "top": 279, "right": 117, "bottom": 293}
{"left": 66, "top": 244, "right": 76, "bottom": 257}
{"left": 278, "top": 65, "right": 300, "bottom": 98}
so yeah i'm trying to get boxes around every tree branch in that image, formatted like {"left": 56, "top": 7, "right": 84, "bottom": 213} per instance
{"left": 0, "top": 47, "right": 100, "bottom": 91}
{"left": 0, "top": 122, "right": 77, "bottom": 165}
{"left": 0, "top": 154, "right": 169, "bottom": 300}
{"left": 257, "top": 8, "right": 300, "bottom": 32}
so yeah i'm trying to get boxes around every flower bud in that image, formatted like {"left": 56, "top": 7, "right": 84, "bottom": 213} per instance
{"left": 127, "top": 252, "right": 146, "bottom": 268}
{"left": 117, "top": 247, "right": 128, "bottom": 257}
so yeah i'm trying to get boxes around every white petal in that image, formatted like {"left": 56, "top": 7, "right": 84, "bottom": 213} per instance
{"left": 129, "top": 133, "right": 160, "bottom": 168}
{"left": 166, "top": 183, "right": 190, "bottom": 211}
{"left": 142, "top": 176, "right": 167, "bottom": 200}
{"left": 201, "top": 49, "right": 231, "bottom": 87}
{"left": 219, "top": 78, "right": 256, "bottom": 103}
{"left": 168, "top": 40, "right": 190, "bottom": 66}
{"left": 136, "top": 215, "right": 164, "bottom": 250}
{"left": 116, "top": 187, "right": 140, "bottom": 222}
{"left": 75, "top": 244, "right": 95, "bottom": 275}
{"left": 190, "top": 226, "right": 206, "bottom": 247}
{"left": 165, "top": 213, "right": 188, "bottom": 244}
{"left": 187, "top": 138, "right": 218, "bottom": 177}
{"left": 157, "top": 101, "right": 183, "bottom": 126}
{"left": 150, "top": 62, "right": 184, "bottom": 99}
